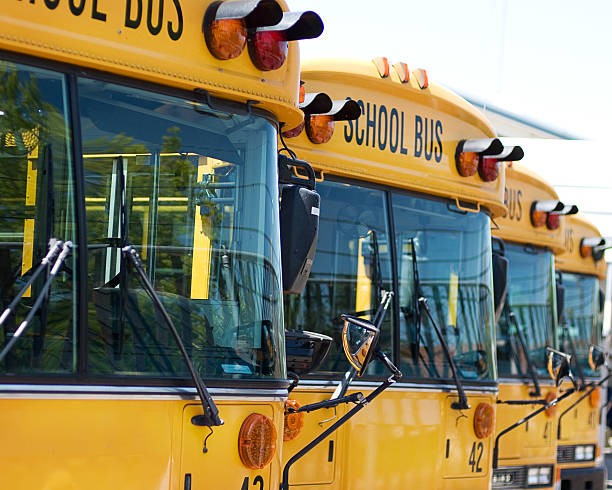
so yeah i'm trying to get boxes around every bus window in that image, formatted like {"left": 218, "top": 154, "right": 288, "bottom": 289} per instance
{"left": 284, "top": 179, "right": 393, "bottom": 376}
{"left": 79, "top": 78, "right": 284, "bottom": 380}
{"left": 0, "top": 61, "right": 76, "bottom": 375}
{"left": 558, "top": 272, "right": 600, "bottom": 377}
{"left": 496, "top": 244, "right": 554, "bottom": 378}
{"left": 391, "top": 193, "right": 494, "bottom": 382}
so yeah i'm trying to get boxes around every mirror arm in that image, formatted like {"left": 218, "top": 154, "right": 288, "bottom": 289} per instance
{"left": 496, "top": 399, "right": 547, "bottom": 405}
{"left": 330, "top": 367, "right": 357, "bottom": 400}
{"left": 280, "top": 375, "right": 396, "bottom": 490}
{"left": 419, "top": 297, "right": 469, "bottom": 410}
{"left": 493, "top": 388, "right": 575, "bottom": 469}
{"left": 509, "top": 311, "right": 541, "bottom": 397}
{"left": 289, "top": 392, "right": 365, "bottom": 414}
{"left": 557, "top": 370, "right": 611, "bottom": 439}
{"left": 287, "top": 372, "right": 300, "bottom": 394}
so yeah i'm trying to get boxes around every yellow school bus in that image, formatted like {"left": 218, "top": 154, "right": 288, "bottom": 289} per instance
{"left": 491, "top": 162, "right": 575, "bottom": 489}
{"left": 0, "top": 2, "right": 325, "bottom": 489}
{"left": 554, "top": 214, "right": 607, "bottom": 490}
{"left": 278, "top": 57, "right": 520, "bottom": 489}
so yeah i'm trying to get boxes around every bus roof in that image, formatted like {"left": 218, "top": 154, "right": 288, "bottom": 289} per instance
{"left": 556, "top": 214, "right": 607, "bottom": 280}
{"left": 0, "top": 1, "right": 304, "bottom": 128}
{"left": 287, "top": 58, "right": 507, "bottom": 217}
{"left": 492, "top": 162, "right": 566, "bottom": 254}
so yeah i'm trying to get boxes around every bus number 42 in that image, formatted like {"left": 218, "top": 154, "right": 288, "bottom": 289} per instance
{"left": 241, "top": 476, "right": 264, "bottom": 490}
{"left": 469, "top": 442, "right": 484, "bottom": 473}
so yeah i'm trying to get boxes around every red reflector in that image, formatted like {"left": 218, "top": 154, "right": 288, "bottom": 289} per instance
{"left": 248, "top": 30, "right": 288, "bottom": 71}
{"left": 305, "top": 115, "right": 334, "bottom": 144}
{"left": 282, "top": 120, "right": 304, "bottom": 138}
{"left": 546, "top": 213, "right": 560, "bottom": 230}
{"left": 456, "top": 152, "right": 479, "bottom": 177}
{"left": 479, "top": 157, "right": 499, "bottom": 182}
{"left": 205, "top": 18, "right": 247, "bottom": 60}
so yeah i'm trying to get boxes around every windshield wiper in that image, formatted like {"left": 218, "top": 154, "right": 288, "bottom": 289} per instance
{"left": 409, "top": 238, "right": 469, "bottom": 410}
{"left": 122, "top": 245, "right": 223, "bottom": 429}
{"left": 0, "top": 239, "right": 72, "bottom": 363}
{"left": 507, "top": 310, "right": 541, "bottom": 397}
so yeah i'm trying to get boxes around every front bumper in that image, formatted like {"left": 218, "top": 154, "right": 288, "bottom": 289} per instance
{"left": 559, "top": 466, "right": 606, "bottom": 490}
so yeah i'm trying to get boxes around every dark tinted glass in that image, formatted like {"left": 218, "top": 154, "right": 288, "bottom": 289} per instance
{"left": 284, "top": 180, "right": 393, "bottom": 376}
{"left": 79, "top": 78, "right": 284, "bottom": 380}
{"left": 0, "top": 61, "right": 76, "bottom": 375}
{"left": 393, "top": 194, "right": 494, "bottom": 382}
{"left": 496, "top": 244, "right": 554, "bottom": 378}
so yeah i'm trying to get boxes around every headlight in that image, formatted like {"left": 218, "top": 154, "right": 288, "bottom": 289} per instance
{"left": 584, "top": 445, "right": 594, "bottom": 460}
{"left": 538, "top": 466, "right": 552, "bottom": 484}
{"left": 528, "top": 465, "right": 553, "bottom": 486}
{"left": 527, "top": 467, "right": 539, "bottom": 485}
{"left": 575, "top": 445, "right": 585, "bottom": 460}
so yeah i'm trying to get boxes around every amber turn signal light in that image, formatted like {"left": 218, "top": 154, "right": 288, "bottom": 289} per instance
{"left": 474, "top": 402, "right": 494, "bottom": 439}
{"left": 238, "top": 413, "right": 277, "bottom": 469}
{"left": 283, "top": 399, "right": 304, "bottom": 441}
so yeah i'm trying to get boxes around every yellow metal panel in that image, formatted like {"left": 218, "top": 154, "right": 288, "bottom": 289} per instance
{"left": 556, "top": 214, "right": 607, "bottom": 279}
{"left": 21, "top": 218, "right": 34, "bottom": 298}
{"left": 494, "top": 163, "right": 565, "bottom": 254}
{"left": 0, "top": 1, "right": 303, "bottom": 129}
{"left": 292, "top": 59, "right": 506, "bottom": 217}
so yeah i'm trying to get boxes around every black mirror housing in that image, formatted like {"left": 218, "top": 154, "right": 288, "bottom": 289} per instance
{"left": 280, "top": 184, "right": 320, "bottom": 294}
{"left": 556, "top": 272, "right": 565, "bottom": 324}
{"left": 492, "top": 253, "right": 508, "bottom": 325}
{"left": 588, "top": 345, "right": 606, "bottom": 371}
{"left": 285, "top": 329, "right": 332, "bottom": 376}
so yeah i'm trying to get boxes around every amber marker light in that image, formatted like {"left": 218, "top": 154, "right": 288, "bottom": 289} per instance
{"left": 474, "top": 402, "right": 494, "bottom": 439}
{"left": 238, "top": 413, "right": 277, "bottom": 469}
{"left": 589, "top": 387, "right": 601, "bottom": 408}
{"left": 299, "top": 81, "right": 305, "bottom": 104}
{"left": 455, "top": 138, "right": 503, "bottom": 179}
{"left": 457, "top": 151, "right": 479, "bottom": 177}
{"left": 305, "top": 114, "right": 334, "bottom": 144}
{"left": 283, "top": 399, "right": 304, "bottom": 441}
{"left": 203, "top": 0, "right": 283, "bottom": 61}
{"left": 544, "top": 391, "right": 558, "bottom": 418}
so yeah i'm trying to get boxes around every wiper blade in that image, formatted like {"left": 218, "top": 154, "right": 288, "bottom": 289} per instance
{"left": 122, "top": 245, "right": 223, "bottom": 429}
{"left": 508, "top": 310, "right": 542, "bottom": 397}
{"left": 0, "top": 240, "right": 72, "bottom": 363}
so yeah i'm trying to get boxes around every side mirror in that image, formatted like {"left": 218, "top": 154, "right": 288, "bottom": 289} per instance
{"left": 280, "top": 184, "right": 320, "bottom": 294}
{"left": 599, "top": 288, "right": 605, "bottom": 314}
{"left": 555, "top": 272, "right": 565, "bottom": 324}
{"left": 340, "top": 314, "right": 380, "bottom": 376}
{"left": 588, "top": 345, "right": 606, "bottom": 371}
{"left": 547, "top": 348, "right": 574, "bottom": 387}
{"left": 492, "top": 253, "right": 509, "bottom": 325}
{"left": 285, "top": 330, "right": 332, "bottom": 376}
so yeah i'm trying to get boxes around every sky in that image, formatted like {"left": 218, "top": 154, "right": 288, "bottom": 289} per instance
{"left": 290, "top": 0, "right": 612, "bottom": 141}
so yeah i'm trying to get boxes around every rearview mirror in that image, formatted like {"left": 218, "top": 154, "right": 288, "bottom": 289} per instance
{"left": 547, "top": 348, "right": 573, "bottom": 387}
{"left": 340, "top": 314, "right": 380, "bottom": 376}
{"left": 492, "top": 253, "right": 508, "bottom": 325}
{"left": 280, "top": 184, "right": 320, "bottom": 294}
{"left": 588, "top": 345, "right": 606, "bottom": 371}
{"left": 285, "top": 330, "right": 332, "bottom": 376}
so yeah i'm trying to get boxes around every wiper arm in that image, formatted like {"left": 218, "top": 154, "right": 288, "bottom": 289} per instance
{"left": 122, "top": 245, "right": 223, "bottom": 430}
{"left": 0, "top": 240, "right": 72, "bottom": 363}
{"left": 419, "top": 297, "right": 469, "bottom": 410}
{"left": 508, "top": 310, "right": 541, "bottom": 397}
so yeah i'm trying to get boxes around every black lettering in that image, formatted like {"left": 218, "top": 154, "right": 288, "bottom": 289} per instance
{"left": 241, "top": 478, "right": 249, "bottom": 490}
{"left": 378, "top": 105, "right": 388, "bottom": 150}
{"left": 517, "top": 189, "right": 523, "bottom": 221}
{"left": 366, "top": 102, "right": 376, "bottom": 148}
{"left": 424, "top": 118, "right": 433, "bottom": 160}
{"left": 355, "top": 100, "right": 365, "bottom": 145}
{"left": 253, "top": 476, "right": 264, "bottom": 489}
{"left": 389, "top": 108, "right": 399, "bottom": 153}
{"left": 92, "top": 0, "right": 107, "bottom": 21}
{"left": 69, "top": 0, "right": 86, "bottom": 15}
{"left": 414, "top": 115, "right": 423, "bottom": 157}
{"left": 400, "top": 112, "right": 407, "bottom": 155}
{"left": 344, "top": 118, "right": 353, "bottom": 142}
{"left": 44, "top": 0, "right": 60, "bottom": 9}
{"left": 168, "top": 0, "right": 183, "bottom": 40}
{"left": 434, "top": 120, "right": 443, "bottom": 162}
{"left": 147, "top": 0, "right": 163, "bottom": 35}
{"left": 125, "top": 0, "right": 142, "bottom": 28}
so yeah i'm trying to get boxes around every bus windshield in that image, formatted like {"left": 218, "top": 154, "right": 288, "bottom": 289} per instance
{"left": 0, "top": 60, "right": 285, "bottom": 381}
{"left": 559, "top": 272, "right": 601, "bottom": 378}
{"left": 496, "top": 244, "right": 555, "bottom": 378}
